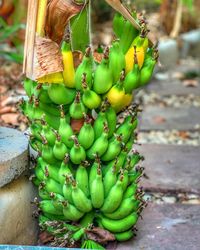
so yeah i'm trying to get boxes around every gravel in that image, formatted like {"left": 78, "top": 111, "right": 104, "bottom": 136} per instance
{"left": 138, "top": 130, "right": 200, "bottom": 146}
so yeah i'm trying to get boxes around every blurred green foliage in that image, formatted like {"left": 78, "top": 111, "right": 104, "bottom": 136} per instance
{"left": 0, "top": 17, "right": 24, "bottom": 63}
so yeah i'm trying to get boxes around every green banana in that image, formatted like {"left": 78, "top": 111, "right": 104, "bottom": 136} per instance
{"left": 78, "top": 114, "right": 95, "bottom": 149}
{"left": 104, "top": 196, "right": 140, "bottom": 220}
{"left": 86, "top": 124, "right": 109, "bottom": 159}
{"left": 43, "top": 112, "right": 60, "bottom": 130}
{"left": 70, "top": 136, "right": 86, "bottom": 164}
{"left": 76, "top": 161, "right": 90, "bottom": 197}
{"left": 58, "top": 154, "right": 72, "bottom": 184}
{"left": 39, "top": 200, "right": 63, "bottom": 215}
{"left": 90, "top": 164, "right": 104, "bottom": 208}
{"left": 116, "top": 115, "right": 138, "bottom": 143}
{"left": 124, "top": 47, "right": 140, "bottom": 93}
{"left": 123, "top": 183, "right": 138, "bottom": 199}
{"left": 63, "top": 175, "right": 74, "bottom": 204}
{"left": 103, "top": 164, "right": 117, "bottom": 197}
{"left": 40, "top": 119, "right": 56, "bottom": 146}
{"left": 53, "top": 132, "right": 69, "bottom": 161}
{"left": 45, "top": 165, "right": 60, "bottom": 183}
{"left": 38, "top": 185, "right": 50, "bottom": 200}
{"left": 129, "top": 166, "right": 144, "bottom": 183}
{"left": 140, "top": 53, "right": 158, "bottom": 86}
{"left": 63, "top": 201, "right": 84, "bottom": 221}
{"left": 124, "top": 153, "right": 144, "bottom": 169}
{"left": 49, "top": 192, "right": 65, "bottom": 211}
{"left": 109, "top": 40, "right": 125, "bottom": 83}
{"left": 82, "top": 73, "right": 101, "bottom": 109}
{"left": 119, "top": 11, "right": 139, "bottom": 54}
{"left": 101, "top": 177, "right": 124, "bottom": 213}
{"left": 43, "top": 177, "right": 63, "bottom": 196}
{"left": 104, "top": 101, "right": 117, "bottom": 138}
{"left": 115, "top": 229, "right": 134, "bottom": 242}
{"left": 75, "top": 47, "right": 93, "bottom": 91}
{"left": 99, "top": 212, "right": 138, "bottom": 233}
{"left": 38, "top": 85, "right": 52, "bottom": 104}
{"left": 79, "top": 211, "right": 95, "bottom": 227}
{"left": 89, "top": 155, "right": 101, "bottom": 191}
{"left": 34, "top": 165, "right": 45, "bottom": 181}
{"left": 30, "top": 123, "right": 42, "bottom": 141}
{"left": 48, "top": 84, "right": 76, "bottom": 105}
{"left": 101, "top": 134, "right": 122, "bottom": 162}
{"left": 93, "top": 109, "right": 107, "bottom": 139}
{"left": 39, "top": 101, "right": 62, "bottom": 117}
{"left": 41, "top": 136, "right": 57, "bottom": 164}
{"left": 42, "top": 213, "right": 66, "bottom": 221}
{"left": 23, "top": 78, "right": 36, "bottom": 97}
{"left": 93, "top": 47, "right": 113, "bottom": 94}
{"left": 69, "top": 91, "right": 86, "bottom": 119}
{"left": 72, "top": 228, "right": 85, "bottom": 241}
{"left": 59, "top": 106, "right": 73, "bottom": 148}
{"left": 113, "top": 12, "right": 124, "bottom": 38}
{"left": 120, "top": 169, "right": 129, "bottom": 191}
{"left": 71, "top": 181, "right": 92, "bottom": 213}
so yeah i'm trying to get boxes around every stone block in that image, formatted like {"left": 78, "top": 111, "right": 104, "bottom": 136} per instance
{"left": 158, "top": 39, "right": 179, "bottom": 70}
{"left": 0, "top": 127, "right": 28, "bottom": 188}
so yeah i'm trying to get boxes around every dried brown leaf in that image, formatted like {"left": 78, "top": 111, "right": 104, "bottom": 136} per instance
{"left": 86, "top": 227, "right": 115, "bottom": 244}
{"left": 35, "top": 36, "right": 63, "bottom": 79}
{"left": 73, "top": 50, "right": 83, "bottom": 68}
{"left": 45, "top": 0, "right": 84, "bottom": 44}
{"left": 39, "top": 231, "right": 54, "bottom": 244}
{"left": 153, "top": 116, "right": 166, "bottom": 124}
{"left": 183, "top": 79, "right": 198, "bottom": 87}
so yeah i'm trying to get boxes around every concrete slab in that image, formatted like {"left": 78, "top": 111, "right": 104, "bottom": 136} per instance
{"left": 0, "top": 127, "right": 28, "bottom": 187}
{"left": 116, "top": 203, "right": 200, "bottom": 250}
{"left": 0, "top": 176, "right": 38, "bottom": 245}
{"left": 147, "top": 79, "right": 200, "bottom": 96}
{"left": 136, "top": 144, "right": 200, "bottom": 194}
{"left": 139, "top": 106, "right": 200, "bottom": 131}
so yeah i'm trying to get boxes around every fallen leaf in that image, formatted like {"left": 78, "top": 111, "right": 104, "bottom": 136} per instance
{"left": 183, "top": 79, "right": 198, "bottom": 87}
{"left": 0, "top": 85, "right": 9, "bottom": 94}
{"left": 153, "top": 116, "right": 166, "bottom": 124}
{"left": 86, "top": 227, "right": 115, "bottom": 244}
{"left": 172, "top": 71, "right": 184, "bottom": 80}
{"left": 0, "top": 106, "right": 16, "bottom": 115}
{"left": 1, "top": 113, "right": 19, "bottom": 125}
{"left": 178, "top": 131, "right": 190, "bottom": 139}
{"left": 39, "top": 231, "right": 54, "bottom": 244}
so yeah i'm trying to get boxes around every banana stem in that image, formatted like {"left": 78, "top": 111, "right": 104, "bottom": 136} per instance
{"left": 36, "top": 0, "right": 48, "bottom": 37}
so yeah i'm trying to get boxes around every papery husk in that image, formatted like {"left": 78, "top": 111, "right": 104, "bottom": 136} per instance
{"left": 34, "top": 36, "right": 63, "bottom": 79}
{"left": 45, "top": 0, "right": 84, "bottom": 45}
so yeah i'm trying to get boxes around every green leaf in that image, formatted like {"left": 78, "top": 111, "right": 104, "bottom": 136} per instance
{"left": 0, "top": 50, "right": 23, "bottom": 63}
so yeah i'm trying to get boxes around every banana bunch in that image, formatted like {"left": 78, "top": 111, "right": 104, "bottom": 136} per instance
{"left": 20, "top": 8, "right": 158, "bottom": 249}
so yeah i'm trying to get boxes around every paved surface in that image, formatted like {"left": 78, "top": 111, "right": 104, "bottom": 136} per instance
{"left": 136, "top": 144, "right": 200, "bottom": 194}
{"left": 0, "top": 127, "right": 28, "bottom": 187}
{"left": 147, "top": 79, "right": 200, "bottom": 96}
{"left": 0, "top": 176, "right": 38, "bottom": 245}
{"left": 140, "top": 106, "right": 200, "bottom": 131}
{"left": 116, "top": 203, "right": 200, "bottom": 250}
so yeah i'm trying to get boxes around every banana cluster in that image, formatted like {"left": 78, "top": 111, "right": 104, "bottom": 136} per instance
{"left": 20, "top": 10, "right": 157, "bottom": 248}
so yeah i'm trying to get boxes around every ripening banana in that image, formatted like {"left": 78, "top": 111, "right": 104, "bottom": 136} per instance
{"left": 61, "top": 34, "right": 75, "bottom": 88}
